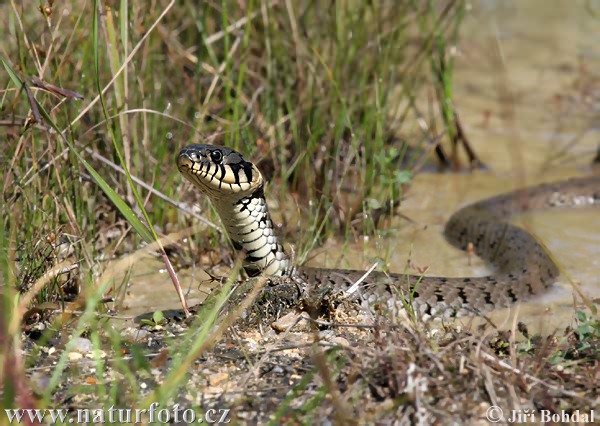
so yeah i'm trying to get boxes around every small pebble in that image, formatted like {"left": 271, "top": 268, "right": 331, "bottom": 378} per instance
{"left": 208, "top": 372, "right": 229, "bottom": 387}
{"left": 271, "top": 311, "right": 309, "bottom": 332}
{"left": 68, "top": 352, "right": 83, "bottom": 361}
{"left": 85, "top": 350, "right": 107, "bottom": 359}
{"left": 71, "top": 337, "right": 93, "bottom": 354}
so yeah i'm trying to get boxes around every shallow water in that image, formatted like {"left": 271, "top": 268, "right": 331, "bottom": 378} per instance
{"left": 126, "top": 1, "right": 599, "bottom": 332}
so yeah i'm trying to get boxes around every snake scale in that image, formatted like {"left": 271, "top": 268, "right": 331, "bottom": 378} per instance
{"left": 177, "top": 144, "right": 600, "bottom": 319}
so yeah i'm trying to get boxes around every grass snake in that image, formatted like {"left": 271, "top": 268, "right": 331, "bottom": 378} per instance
{"left": 177, "top": 144, "right": 600, "bottom": 319}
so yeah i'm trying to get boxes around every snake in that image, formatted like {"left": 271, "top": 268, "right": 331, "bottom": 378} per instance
{"left": 177, "top": 144, "right": 600, "bottom": 319}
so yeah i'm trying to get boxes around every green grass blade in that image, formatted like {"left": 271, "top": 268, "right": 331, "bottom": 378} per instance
{"left": 1, "top": 56, "right": 23, "bottom": 88}
{"left": 40, "top": 108, "right": 155, "bottom": 244}
{"left": 92, "top": 0, "right": 161, "bottom": 247}
{"left": 1, "top": 57, "right": 155, "bottom": 244}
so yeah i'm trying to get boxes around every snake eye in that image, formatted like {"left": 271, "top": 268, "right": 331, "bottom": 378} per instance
{"left": 210, "top": 150, "right": 223, "bottom": 163}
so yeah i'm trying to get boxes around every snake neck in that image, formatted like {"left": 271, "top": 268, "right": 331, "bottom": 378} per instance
{"left": 213, "top": 186, "right": 289, "bottom": 277}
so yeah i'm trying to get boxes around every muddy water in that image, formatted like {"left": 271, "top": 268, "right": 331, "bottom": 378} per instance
{"left": 427, "top": 0, "right": 600, "bottom": 330}
{"left": 123, "top": 258, "right": 216, "bottom": 316}
{"left": 126, "top": 1, "right": 599, "bottom": 331}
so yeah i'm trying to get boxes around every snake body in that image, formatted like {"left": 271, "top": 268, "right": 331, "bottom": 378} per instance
{"left": 177, "top": 144, "right": 600, "bottom": 318}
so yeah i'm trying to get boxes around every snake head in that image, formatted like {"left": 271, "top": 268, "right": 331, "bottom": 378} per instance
{"left": 177, "top": 144, "right": 263, "bottom": 201}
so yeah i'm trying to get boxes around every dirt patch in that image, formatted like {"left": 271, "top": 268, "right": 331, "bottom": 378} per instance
{"left": 21, "top": 281, "right": 599, "bottom": 423}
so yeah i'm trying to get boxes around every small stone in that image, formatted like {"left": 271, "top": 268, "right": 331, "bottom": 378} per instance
{"left": 122, "top": 327, "right": 149, "bottom": 341}
{"left": 329, "top": 336, "right": 350, "bottom": 347}
{"left": 271, "top": 311, "right": 309, "bottom": 332}
{"left": 208, "top": 372, "right": 229, "bottom": 387}
{"left": 85, "top": 350, "right": 106, "bottom": 359}
{"left": 68, "top": 352, "right": 83, "bottom": 361}
{"left": 318, "top": 330, "right": 335, "bottom": 340}
{"left": 71, "top": 337, "right": 93, "bottom": 354}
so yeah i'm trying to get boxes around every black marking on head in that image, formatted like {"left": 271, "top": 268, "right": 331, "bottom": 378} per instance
{"left": 211, "top": 164, "right": 220, "bottom": 180}
{"left": 435, "top": 292, "right": 444, "bottom": 302}
{"left": 230, "top": 163, "right": 242, "bottom": 186}
{"left": 242, "top": 162, "right": 253, "bottom": 183}
{"left": 484, "top": 292, "right": 493, "bottom": 305}
{"left": 463, "top": 278, "right": 471, "bottom": 283}
{"left": 202, "top": 163, "right": 212, "bottom": 179}
{"left": 507, "top": 288, "right": 518, "bottom": 303}
{"left": 218, "top": 164, "right": 226, "bottom": 186}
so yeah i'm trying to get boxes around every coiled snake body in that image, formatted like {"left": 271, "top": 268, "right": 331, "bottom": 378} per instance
{"left": 177, "top": 144, "right": 600, "bottom": 318}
